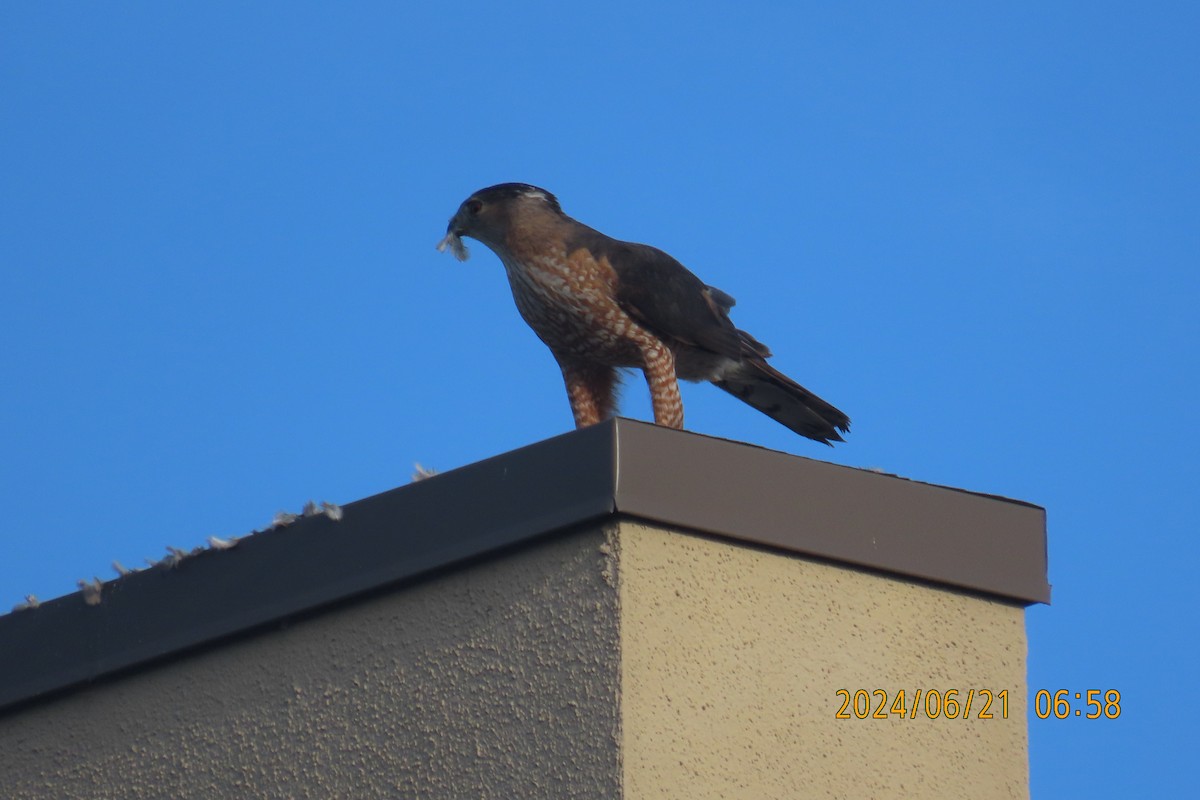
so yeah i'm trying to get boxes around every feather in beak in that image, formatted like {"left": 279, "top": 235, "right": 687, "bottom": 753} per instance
{"left": 436, "top": 232, "right": 469, "bottom": 261}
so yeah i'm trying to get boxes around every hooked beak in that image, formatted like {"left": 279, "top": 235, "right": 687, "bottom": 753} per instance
{"left": 444, "top": 208, "right": 466, "bottom": 237}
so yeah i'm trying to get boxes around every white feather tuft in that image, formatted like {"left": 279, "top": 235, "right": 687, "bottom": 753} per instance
{"left": 272, "top": 511, "right": 300, "bottom": 528}
{"left": 13, "top": 594, "right": 40, "bottom": 611}
{"left": 78, "top": 578, "right": 103, "bottom": 606}
{"left": 412, "top": 463, "right": 438, "bottom": 481}
{"left": 163, "top": 546, "right": 189, "bottom": 569}
{"left": 436, "top": 232, "right": 470, "bottom": 262}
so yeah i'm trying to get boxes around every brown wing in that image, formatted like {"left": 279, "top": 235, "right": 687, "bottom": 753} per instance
{"left": 567, "top": 227, "right": 745, "bottom": 358}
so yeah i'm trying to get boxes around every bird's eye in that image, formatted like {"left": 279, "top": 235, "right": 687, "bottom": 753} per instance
{"left": 466, "top": 199, "right": 483, "bottom": 215}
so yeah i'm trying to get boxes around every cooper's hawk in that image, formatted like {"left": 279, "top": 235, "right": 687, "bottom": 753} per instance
{"left": 437, "top": 183, "right": 850, "bottom": 444}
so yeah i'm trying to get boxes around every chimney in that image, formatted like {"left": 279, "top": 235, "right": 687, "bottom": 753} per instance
{"left": 0, "top": 419, "right": 1047, "bottom": 799}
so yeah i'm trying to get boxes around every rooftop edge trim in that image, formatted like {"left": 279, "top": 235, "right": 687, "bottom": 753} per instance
{"left": 0, "top": 419, "right": 1048, "bottom": 714}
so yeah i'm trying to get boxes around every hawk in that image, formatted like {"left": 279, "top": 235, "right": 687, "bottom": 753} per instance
{"left": 437, "top": 183, "right": 850, "bottom": 444}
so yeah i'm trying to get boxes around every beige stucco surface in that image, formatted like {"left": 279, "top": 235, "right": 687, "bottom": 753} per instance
{"left": 0, "top": 527, "right": 621, "bottom": 800}
{"left": 618, "top": 521, "right": 1030, "bottom": 800}
{"left": 1, "top": 520, "right": 1031, "bottom": 799}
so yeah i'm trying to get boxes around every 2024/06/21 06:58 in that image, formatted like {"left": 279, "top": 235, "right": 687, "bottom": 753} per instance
{"left": 834, "top": 688, "right": 1122, "bottom": 720}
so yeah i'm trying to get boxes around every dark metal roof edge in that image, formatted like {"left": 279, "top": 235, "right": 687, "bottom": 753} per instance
{"left": 0, "top": 423, "right": 621, "bottom": 715}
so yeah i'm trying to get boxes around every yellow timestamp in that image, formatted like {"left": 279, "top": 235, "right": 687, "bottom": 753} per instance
{"left": 1033, "top": 689, "right": 1121, "bottom": 719}
{"left": 835, "top": 689, "right": 1009, "bottom": 720}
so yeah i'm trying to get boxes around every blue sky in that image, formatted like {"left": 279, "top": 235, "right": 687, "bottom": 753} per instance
{"left": 2, "top": 2, "right": 1196, "bottom": 795}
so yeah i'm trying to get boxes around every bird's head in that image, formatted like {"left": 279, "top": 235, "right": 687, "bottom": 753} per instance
{"left": 437, "top": 183, "right": 562, "bottom": 261}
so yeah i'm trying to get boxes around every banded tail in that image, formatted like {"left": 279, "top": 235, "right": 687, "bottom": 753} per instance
{"left": 714, "top": 358, "right": 850, "bottom": 445}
